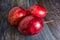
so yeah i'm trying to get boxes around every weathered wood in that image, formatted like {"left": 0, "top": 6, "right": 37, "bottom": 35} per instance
{"left": 38, "top": 0, "right": 60, "bottom": 40}
{"left": 0, "top": 0, "right": 60, "bottom": 40}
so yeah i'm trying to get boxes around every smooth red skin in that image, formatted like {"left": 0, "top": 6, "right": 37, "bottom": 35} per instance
{"left": 18, "top": 16, "right": 43, "bottom": 35}
{"left": 8, "top": 7, "right": 26, "bottom": 26}
{"left": 27, "top": 4, "right": 46, "bottom": 18}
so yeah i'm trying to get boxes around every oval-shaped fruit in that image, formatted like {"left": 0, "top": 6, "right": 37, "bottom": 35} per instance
{"left": 8, "top": 7, "right": 26, "bottom": 26}
{"left": 18, "top": 16, "right": 43, "bottom": 35}
{"left": 27, "top": 4, "right": 46, "bottom": 18}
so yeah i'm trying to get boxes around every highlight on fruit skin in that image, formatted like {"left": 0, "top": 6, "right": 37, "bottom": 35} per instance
{"left": 27, "top": 4, "right": 46, "bottom": 18}
{"left": 8, "top": 7, "right": 26, "bottom": 26}
{"left": 18, "top": 16, "right": 43, "bottom": 35}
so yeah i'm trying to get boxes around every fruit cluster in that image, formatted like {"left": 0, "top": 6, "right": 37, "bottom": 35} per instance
{"left": 8, "top": 4, "right": 46, "bottom": 35}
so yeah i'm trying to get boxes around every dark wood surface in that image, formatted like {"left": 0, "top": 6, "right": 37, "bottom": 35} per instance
{"left": 0, "top": 0, "right": 60, "bottom": 40}
{"left": 38, "top": 0, "right": 60, "bottom": 40}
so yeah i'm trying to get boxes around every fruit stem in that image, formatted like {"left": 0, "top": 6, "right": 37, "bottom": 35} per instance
{"left": 44, "top": 20, "right": 54, "bottom": 24}
{"left": 46, "top": 11, "right": 54, "bottom": 14}
{"left": 44, "top": 19, "right": 60, "bottom": 24}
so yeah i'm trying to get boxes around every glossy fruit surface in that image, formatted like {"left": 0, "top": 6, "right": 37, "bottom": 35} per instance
{"left": 8, "top": 7, "right": 26, "bottom": 26}
{"left": 18, "top": 16, "right": 43, "bottom": 35}
{"left": 27, "top": 4, "right": 46, "bottom": 18}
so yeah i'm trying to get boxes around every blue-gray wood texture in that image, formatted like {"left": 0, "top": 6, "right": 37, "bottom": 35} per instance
{"left": 0, "top": 0, "right": 60, "bottom": 40}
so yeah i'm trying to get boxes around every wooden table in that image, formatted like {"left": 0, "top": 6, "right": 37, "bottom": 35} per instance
{"left": 0, "top": 0, "right": 60, "bottom": 40}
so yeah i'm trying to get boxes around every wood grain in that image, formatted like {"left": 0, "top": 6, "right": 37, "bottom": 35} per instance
{"left": 38, "top": 0, "right": 60, "bottom": 40}
{"left": 0, "top": 0, "right": 60, "bottom": 40}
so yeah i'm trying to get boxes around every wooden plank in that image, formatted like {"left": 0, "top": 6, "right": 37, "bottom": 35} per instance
{"left": 0, "top": 0, "right": 60, "bottom": 40}
{"left": 15, "top": 29, "right": 25, "bottom": 40}
{"left": 38, "top": 0, "right": 60, "bottom": 40}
